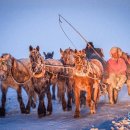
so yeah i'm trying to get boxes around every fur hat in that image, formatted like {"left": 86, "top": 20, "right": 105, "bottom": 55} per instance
{"left": 109, "top": 47, "right": 118, "bottom": 57}
{"left": 110, "top": 47, "right": 122, "bottom": 58}
{"left": 117, "top": 47, "right": 122, "bottom": 57}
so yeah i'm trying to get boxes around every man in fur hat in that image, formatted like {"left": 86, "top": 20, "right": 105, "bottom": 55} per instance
{"left": 84, "top": 42, "right": 106, "bottom": 68}
{"left": 106, "top": 47, "right": 127, "bottom": 104}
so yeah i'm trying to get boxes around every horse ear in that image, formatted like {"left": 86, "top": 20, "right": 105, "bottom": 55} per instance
{"left": 43, "top": 52, "right": 46, "bottom": 57}
{"left": 60, "top": 48, "right": 63, "bottom": 54}
{"left": 74, "top": 49, "right": 77, "bottom": 53}
{"left": 29, "top": 45, "right": 33, "bottom": 51}
{"left": 3, "top": 54, "right": 11, "bottom": 60}
{"left": 52, "top": 51, "right": 54, "bottom": 56}
{"left": 36, "top": 46, "right": 40, "bottom": 51}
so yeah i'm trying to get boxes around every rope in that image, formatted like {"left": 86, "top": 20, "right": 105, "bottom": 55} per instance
{"left": 59, "top": 15, "right": 77, "bottom": 49}
{"left": 45, "top": 63, "right": 101, "bottom": 80}
{"left": 45, "top": 64, "right": 74, "bottom": 70}
{"left": 59, "top": 14, "right": 89, "bottom": 44}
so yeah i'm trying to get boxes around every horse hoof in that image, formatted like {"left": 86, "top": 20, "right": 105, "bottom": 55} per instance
{"left": 38, "top": 113, "right": 46, "bottom": 118}
{"left": 21, "top": 109, "right": 26, "bottom": 114}
{"left": 67, "top": 107, "right": 72, "bottom": 111}
{"left": 31, "top": 102, "right": 36, "bottom": 109}
{"left": 90, "top": 110, "right": 96, "bottom": 114}
{"left": 74, "top": 114, "right": 80, "bottom": 118}
{"left": 109, "top": 101, "right": 114, "bottom": 105}
{"left": 0, "top": 108, "right": 5, "bottom": 117}
{"left": 25, "top": 109, "right": 30, "bottom": 114}
{"left": 63, "top": 107, "right": 67, "bottom": 111}
{"left": 47, "top": 111, "right": 52, "bottom": 116}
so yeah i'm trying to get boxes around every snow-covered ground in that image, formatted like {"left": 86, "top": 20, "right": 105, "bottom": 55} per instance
{"left": 0, "top": 85, "right": 130, "bottom": 130}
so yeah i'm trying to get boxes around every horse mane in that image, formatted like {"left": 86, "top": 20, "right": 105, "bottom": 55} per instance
{"left": 1, "top": 53, "right": 11, "bottom": 58}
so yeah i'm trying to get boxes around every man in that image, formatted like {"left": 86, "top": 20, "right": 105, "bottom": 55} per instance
{"left": 84, "top": 42, "right": 104, "bottom": 60}
{"left": 106, "top": 47, "right": 127, "bottom": 104}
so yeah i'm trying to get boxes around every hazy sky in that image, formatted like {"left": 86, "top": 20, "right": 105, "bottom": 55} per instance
{"left": 0, "top": 0, "right": 130, "bottom": 60}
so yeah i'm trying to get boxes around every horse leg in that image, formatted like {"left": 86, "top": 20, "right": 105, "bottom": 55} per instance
{"left": 30, "top": 91, "right": 37, "bottom": 109}
{"left": 74, "top": 85, "right": 80, "bottom": 118}
{"left": 92, "top": 82, "right": 100, "bottom": 109}
{"left": 17, "top": 87, "right": 26, "bottom": 114}
{"left": 57, "top": 80, "right": 67, "bottom": 111}
{"left": 24, "top": 86, "right": 36, "bottom": 114}
{"left": 113, "top": 88, "right": 118, "bottom": 104}
{"left": 87, "top": 85, "right": 96, "bottom": 114}
{"left": 46, "top": 87, "right": 52, "bottom": 115}
{"left": 38, "top": 93, "right": 46, "bottom": 118}
{"left": 0, "top": 87, "right": 7, "bottom": 117}
{"left": 80, "top": 90, "right": 86, "bottom": 107}
{"left": 21, "top": 85, "right": 31, "bottom": 114}
{"left": 107, "top": 85, "right": 114, "bottom": 104}
{"left": 25, "top": 95, "right": 32, "bottom": 114}
{"left": 67, "top": 89, "right": 72, "bottom": 111}
{"left": 126, "top": 80, "right": 130, "bottom": 96}
{"left": 66, "top": 80, "right": 73, "bottom": 111}
{"left": 52, "top": 84, "right": 56, "bottom": 100}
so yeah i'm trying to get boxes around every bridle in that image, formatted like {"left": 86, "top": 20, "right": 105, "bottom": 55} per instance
{"left": 29, "top": 52, "right": 45, "bottom": 78}
{"left": 0, "top": 59, "right": 11, "bottom": 81}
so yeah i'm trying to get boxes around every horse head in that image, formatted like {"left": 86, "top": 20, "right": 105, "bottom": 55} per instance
{"left": 43, "top": 51, "right": 54, "bottom": 59}
{"left": 73, "top": 49, "right": 86, "bottom": 67}
{"left": 29, "top": 45, "right": 45, "bottom": 78}
{"left": 0, "top": 53, "right": 12, "bottom": 81}
{"left": 60, "top": 48, "right": 75, "bottom": 66}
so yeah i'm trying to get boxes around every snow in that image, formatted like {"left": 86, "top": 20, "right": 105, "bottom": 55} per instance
{"left": 0, "top": 85, "right": 130, "bottom": 130}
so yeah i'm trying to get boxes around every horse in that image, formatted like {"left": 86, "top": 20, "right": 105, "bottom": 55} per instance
{"left": 43, "top": 51, "right": 54, "bottom": 59}
{"left": 60, "top": 48, "right": 75, "bottom": 106}
{"left": 29, "top": 45, "right": 53, "bottom": 117}
{"left": 72, "top": 49, "right": 104, "bottom": 118}
{"left": 84, "top": 45, "right": 107, "bottom": 101}
{"left": 0, "top": 54, "right": 36, "bottom": 117}
{"left": 100, "top": 47, "right": 129, "bottom": 105}
{"left": 43, "top": 51, "right": 57, "bottom": 100}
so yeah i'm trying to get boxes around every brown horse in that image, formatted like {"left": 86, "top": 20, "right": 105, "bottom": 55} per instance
{"left": 72, "top": 49, "right": 103, "bottom": 118}
{"left": 43, "top": 52, "right": 67, "bottom": 108}
{"left": 43, "top": 51, "right": 57, "bottom": 100}
{"left": 0, "top": 54, "right": 36, "bottom": 117}
{"left": 29, "top": 45, "right": 52, "bottom": 118}
{"left": 60, "top": 48, "right": 75, "bottom": 106}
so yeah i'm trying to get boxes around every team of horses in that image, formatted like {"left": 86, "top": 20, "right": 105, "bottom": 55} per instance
{"left": 0, "top": 45, "right": 130, "bottom": 118}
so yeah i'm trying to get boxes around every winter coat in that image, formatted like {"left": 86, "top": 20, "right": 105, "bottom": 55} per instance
{"left": 107, "top": 58, "right": 127, "bottom": 75}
